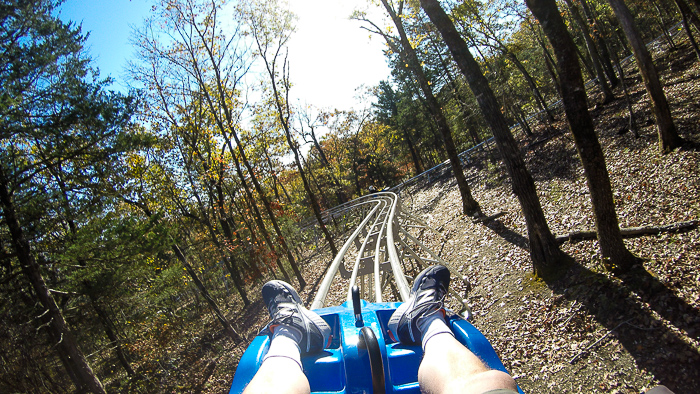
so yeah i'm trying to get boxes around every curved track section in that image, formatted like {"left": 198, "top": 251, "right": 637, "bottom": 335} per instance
{"left": 309, "top": 192, "right": 471, "bottom": 317}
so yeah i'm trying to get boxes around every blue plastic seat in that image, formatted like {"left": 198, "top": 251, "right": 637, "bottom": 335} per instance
{"left": 229, "top": 300, "right": 524, "bottom": 394}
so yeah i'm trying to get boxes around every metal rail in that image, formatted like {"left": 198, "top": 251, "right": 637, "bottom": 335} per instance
{"left": 310, "top": 192, "right": 471, "bottom": 318}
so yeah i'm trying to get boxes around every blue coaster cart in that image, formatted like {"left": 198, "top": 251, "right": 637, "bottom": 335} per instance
{"left": 229, "top": 193, "right": 524, "bottom": 393}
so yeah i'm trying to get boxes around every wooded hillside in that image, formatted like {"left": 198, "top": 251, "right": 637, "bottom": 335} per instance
{"left": 1, "top": 0, "right": 698, "bottom": 393}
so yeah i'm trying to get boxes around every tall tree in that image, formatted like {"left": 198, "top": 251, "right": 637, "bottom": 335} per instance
{"left": 41, "top": 155, "right": 142, "bottom": 377}
{"left": 419, "top": 0, "right": 569, "bottom": 277}
{"left": 523, "top": 16, "right": 563, "bottom": 97}
{"left": 525, "top": 0, "right": 642, "bottom": 272}
{"left": 0, "top": 179, "right": 107, "bottom": 393}
{"left": 674, "top": 0, "right": 700, "bottom": 60}
{"left": 118, "top": 157, "right": 243, "bottom": 342}
{"left": 244, "top": 0, "right": 338, "bottom": 258}
{"left": 0, "top": 1, "right": 146, "bottom": 391}
{"left": 131, "top": 0, "right": 305, "bottom": 287}
{"left": 453, "top": 1, "right": 556, "bottom": 121}
{"left": 579, "top": 0, "right": 621, "bottom": 87}
{"left": 563, "top": 0, "right": 615, "bottom": 103}
{"left": 172, "top": 0, "right": 306, "bottom": 288}
{"left": 299, "top": 107, "right": 348, "bottom": 205}
{"left": 374, "top": 81, "right": 425, "bottom": 175}
{"left": 356, "top": 0, "right": 483, "bottom": 217}
{"left": 606, "top": 0, "right": 684, "bottom": 153}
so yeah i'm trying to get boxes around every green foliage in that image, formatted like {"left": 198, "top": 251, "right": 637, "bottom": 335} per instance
{"left": 0, "top": 0, "right": 689, "bottom": 391}
{"left": 0, "top": 1, "right": 160, "bottom": 391}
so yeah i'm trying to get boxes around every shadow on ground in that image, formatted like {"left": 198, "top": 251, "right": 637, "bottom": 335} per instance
{"left": 546, "top": 263, "right": 700, "bottom": 393}
{"left": 483, "top": 219, "right": 530, "bottom": 251}
{"left": 478, "top": 217, "right": 700, "bottom": 391}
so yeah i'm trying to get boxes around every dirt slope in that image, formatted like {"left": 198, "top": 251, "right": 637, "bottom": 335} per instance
{"left": 397, "top": 40, "right": 700, "bottom": 393}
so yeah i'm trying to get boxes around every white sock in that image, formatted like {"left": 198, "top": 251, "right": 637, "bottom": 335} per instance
{"left": 262, "top": 326, "right": 303, "bottom": 370}
{"left": 419, "top": 311, "right": 454, "bottom": 351}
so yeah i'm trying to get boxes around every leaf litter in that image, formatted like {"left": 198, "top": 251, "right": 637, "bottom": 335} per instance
{"left": 162, "top": 40, "right": 699, "bottom": 394}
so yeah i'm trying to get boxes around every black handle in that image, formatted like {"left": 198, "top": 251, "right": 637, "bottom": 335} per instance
{"left": 352, "top": 285, "right": 363, "bottom": 327}
{"left": 359, "top": 326, "right": 386, "bottom": 394}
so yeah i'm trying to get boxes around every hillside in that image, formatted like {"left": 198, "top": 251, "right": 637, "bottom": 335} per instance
{"left": 132, "top": 39, "right": 699, "bottom": 394}
{"left": 6, "top": 2, "right": 700, "bottom": 393}
{"left": 399, "top": 38, "right": 700, "bottom": 394}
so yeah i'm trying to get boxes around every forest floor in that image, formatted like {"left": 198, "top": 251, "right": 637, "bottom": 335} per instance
{"left": 375, "top": 39, "right": 700, "bottom": 393}
{"left": 118, "top": 40, "right": 700, "bottom": 393}
{"left": 395, "top": 40, "right": 700, "bottom": 393}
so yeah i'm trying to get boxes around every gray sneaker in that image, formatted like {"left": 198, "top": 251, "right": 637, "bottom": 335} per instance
{"left": 388, "top": 265, "right": 450, "bottom": 344}
{"left": 262, "top": 280, "right": 331, "bottom": 353}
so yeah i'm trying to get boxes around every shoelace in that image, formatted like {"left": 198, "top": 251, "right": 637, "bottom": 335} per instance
{"left": 406, "top": 300, "right": 443, "bottom": 319}
{"left": 269, "top": 301, "right": 298, "bottom": 323}
{"left": 267, "top": 288, "right": 294, "bottom": 313}
{"left": 407, "top": 288, "right": 446, "bottom": 319}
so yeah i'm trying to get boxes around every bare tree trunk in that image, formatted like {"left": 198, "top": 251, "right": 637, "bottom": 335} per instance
{"left": 288, "top": 129, "right": 338, "bottom": 257}
{"left": 204, "top": 97, "right": 306, "bottom": 288}
{"left": 434, "top": 47, "right": 484, "bottom": 146}
{"left": 229, "top": 146, "right": 291, "bottom": 281}
{"left": 651, "top": 0, "right": 679, "bottom": 50}
{"left": 403, "top": 127, "right": 424, "bottom": 175}
{"left": 243, "top": 186, "right": 291, "bottom": 281}
{"left": 247, "top": 7, "right": 338, "bottom": 261}
{"left": 178, "top": 156, "right": 252, "bottom": 306}
{"left": 580, "top": 0, "right": 621, "bottom": 87}
{"left": 574, "top": 38, "right": 597, "bottom": 81}
{"left": 309, "top": 127, "right": 331, "bottom": 167}
{"left": 607, "top": 0, "right": 684, "bottom": 153}
{"left": 89, "top": 297, "right": 136, "bottom": 376}
{"left": 459, "top": 5, "right": 557, "bottom": 119}
{"left": 300, "top": 154, "right": 330, "bottom": 208}
{"left": 261, "top": 147, "right": 294, "bottom": 205}
{"left": 351, "top": 153, "right": 363, "bottom": 197}
{"left": 675, "top": 0, "right": 700, "bottom": 60}
{"left": 612, "top": 46, "right": 639, "bottom": 137}
{"left": 35, "top": 309, "right": 84, "bottom": 391}
{"left": 214, "top": 181, "right": 260, "bottom": 300}
{"left": 46, "top": 165, "right": 143, "bottom": 376}
{"left": 306, "top": 124, "right": 347, "bottom": 204}
{"left": 514, "top": 105, "right": 535, "bottom": 138}
{"left": 381, "top": 76, "right": 425, "bottom": 174}
{"left": 564, "top": 0, "right": 615, "bottom": 103}
{"left": 490, "top": 36, "right": 556, "bottom": 121}
{"left": 526, "top": 0, "right": 642, "bottom": 273}
{"left": 379, "top": 0, "right": 482, "bottom": 217}
{"left": 420, "top": 0, "right": 569, "bottom": 278}
{"left": 230, "top": 194, "right": 278, "bottom": 279}
{"left": 0, "top": 172, "right": 106, "bottom": 394}
{"left": 212, "top": 184, "right": 250, "bottom": 305}
{"left": 528, "top": 20, "right": 563, "bottom": 97}
{"left": 170, "top": 244, "right": 242, "bottom": 341}
{"left": 176, "top": 9, "right": 305, "bottom": 288}
{"left": 125, "top": 198, "right": 242, "bottom": 341}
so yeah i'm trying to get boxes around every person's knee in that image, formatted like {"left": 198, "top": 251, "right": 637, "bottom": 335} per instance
{"left": 461, "top": 369, "right": 518, "bottom": 393}
{"left": 420, "top": 366, "right": 517, "bottom": 394}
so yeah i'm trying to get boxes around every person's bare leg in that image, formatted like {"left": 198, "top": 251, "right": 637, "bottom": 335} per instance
{"left": 418, "top": 332, "right": 518, "bottom": 394}
{"left": 244, "top": 280, "right": 331, "bottom": 394}
{"left": 388, "top": 265, "right": 517, "bottom": 394}
{"left": 243, "top": 356, "right": 309, "bottom": 394}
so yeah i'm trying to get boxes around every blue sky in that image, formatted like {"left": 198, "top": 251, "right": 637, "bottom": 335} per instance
{"left": 59, "top": 0, "right": 153, "bottom": 92}
{"left": 58, "top": 0, "right": 390, "bottom": 111}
